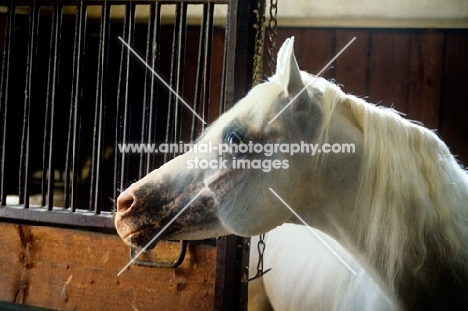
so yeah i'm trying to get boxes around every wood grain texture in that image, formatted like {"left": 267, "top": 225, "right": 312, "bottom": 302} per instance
{"left": 367, "top": 29, "right": 411, "bottom": 114}
{"left": 407, "top": 30, "right": 445, "bottom": 129}
{"left": 440, "top": 31, "right": 468, "bottom": 165}
{"left": 334, "top": 29, "right": 370, "bottom": 97}
{"left": 0, "top": 222, "right": 216, "bottom": 311}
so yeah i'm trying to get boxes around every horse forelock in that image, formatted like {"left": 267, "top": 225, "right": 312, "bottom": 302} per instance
{"left": 319, "top": 83, "right": 468, "bottom": 290}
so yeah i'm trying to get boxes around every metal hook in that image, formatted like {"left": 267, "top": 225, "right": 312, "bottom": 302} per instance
{"left": 248, "top": 267, "right": 272, "bottom": 282}
{"left": 247, "top": 234, "right": 272, "bottom": 282}
{"left": 129, "top": 240, "right": 187, "bottom": 268}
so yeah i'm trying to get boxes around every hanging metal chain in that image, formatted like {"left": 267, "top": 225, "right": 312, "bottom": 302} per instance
{"left": 248, "top": 0, "right": 277, "bottom": 282}
{"left": 248, "top": 234, "right": 272, "bottom": 282}
{"left": 266, "top": 0, "right": 278, "bottom": 78}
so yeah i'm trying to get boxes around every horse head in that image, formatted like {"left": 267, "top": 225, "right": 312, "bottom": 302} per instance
{"left": 114, "top": 37, "right": 363, "bottom": 249}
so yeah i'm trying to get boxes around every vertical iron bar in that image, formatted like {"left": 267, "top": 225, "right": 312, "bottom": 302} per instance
{"left": 191, "top": 4, "right": 208, "bottom": 141}
{"left": 219, "top": 20, "right": 228, "bottom": 115}
{"left": 42, "top": 5, "right": 52, "bottom": 208}
{"left": 19, "top": 3, "right": 39, "bottom": 208}
{"left": 0, "top": 3, "right": 14, "bottom": 206}
{"left": 90, "top": 3, "right": 111, "bottom": 214}
{"left": 91, "top": 2, "right": 110, "bottom": 214}
{"left": 69, "top": 2, "right": 87, "bottom": 212}
{"left": 49, "top": 3, "right": 62, "bottom": 210}
{"left": 139, "top": 3, "right": 157, "bottom": 179}
{"left": 220, "top": 0, "right": 255, "bottom": 110}
{"left": 201, "top": 4, "right": 214, "bottom": 131}
{"left": 174, "top": 4, "right": 187, "bottom": 153}
{"left": 164, "top": 3, "right": 187, "bottom": 163}
{"left": 115, "top": 7, "right": 127, "bottom": 201}
{"left": 65, "top": 4, "right": 81, "bottom": 210}
{"left": 43, "top": 4, "right": 63, "bottom": 211}
{"left": 145, "top": 3, "right": 162, "bottom": 175}
{"left": 41, "top": 6, "right": 49, "bottom": 207}
{"left": 116, "top": 2, "right": 136, "bottom": 193}
{"left": 164, "top": 5, "right": 179, "bottom": 163}
{"left": 88, "top": 4, "right": 101, "bottom": 211}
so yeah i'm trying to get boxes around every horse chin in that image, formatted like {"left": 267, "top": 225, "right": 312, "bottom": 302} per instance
{"left": 166, "top": 226, "right": 232, "bottom": 241}
{"left": 123, "top": 226, "right": 161, "bottom": 250}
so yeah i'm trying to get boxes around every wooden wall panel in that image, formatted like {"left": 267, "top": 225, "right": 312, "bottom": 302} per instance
{"left": 0, "top": 222, "right": 216, "bottom": 311}
{"left": 367, "top": 30, "right": 411, "bottom": 114}
{"left": 275, "top": 28, "right": 335, "bottom": 79}
{"left": 334, "top": 29, "right": 370, "bottom": 97}
{"left": 407, "top": 30, "right": 445, "bottom": 129}
{"left": 440, "top": 31, "right": 468, "bottom": 164}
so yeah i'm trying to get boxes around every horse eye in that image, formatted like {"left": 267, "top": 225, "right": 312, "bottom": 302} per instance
{"left": 225, "top": 132, "right": 243, "bottom": 145}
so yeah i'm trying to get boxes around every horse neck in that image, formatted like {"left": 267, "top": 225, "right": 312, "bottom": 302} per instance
{"left": 314, "top": 95, "right": 468, "bottom": 310}
{"left": 352, "top": 111, "right": 468, "bottom": 310}
{"left": 321, "top": 159, "right": 468, "bottom": 311}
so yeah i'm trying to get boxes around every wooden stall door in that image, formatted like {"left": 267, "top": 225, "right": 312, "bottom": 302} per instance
{"left": 0, "top": 222, "right": 217, "bottom": 310}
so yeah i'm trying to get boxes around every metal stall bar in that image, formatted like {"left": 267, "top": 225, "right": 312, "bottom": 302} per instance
{"left": 42, "top": 3, "right": 62, "bottom": 211}
{"left": 65, "top": 2, "right": 86, "bottom": 212}
{"left": 164, "top": 2, "right": 187, "bottom": 163}
{"left": 0, "top": 3, "right": 14, "bottom": 206}
{"left": 145, "top": 2, "right": 163, "bottom": 176}
{"left": 173, "top": 3, "right": 187, "bottom": 153}
{"left": 201, "top": 3, "right": 214, "bottom": 129}
{"left": 138, "top": 2, "right": 153, "bottom": 179}
{"left": 139, "top": 2, "right": 161, "bottom": 178}
{"left": 114, "top": 3, "right": 126, "bottom": 201}
{"left": 117, "top": 2, "right": 136, "bottom": 196}
{"left": 18, "top": 3, "right": 39, "bottom": 208}
{"left": 191, "top": 2, "right": 214, "bottom": 141}
{"left": 90, "top": 2, "right": 111, "bottom": 214}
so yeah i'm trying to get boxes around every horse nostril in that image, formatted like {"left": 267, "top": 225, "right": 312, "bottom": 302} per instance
{"left": 117, "top": 194, "right": 134, "bottom": 213}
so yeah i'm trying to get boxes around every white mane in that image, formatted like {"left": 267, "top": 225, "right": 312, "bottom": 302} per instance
{"left": 316, "top": 78, "right": 468, "bottom": 290}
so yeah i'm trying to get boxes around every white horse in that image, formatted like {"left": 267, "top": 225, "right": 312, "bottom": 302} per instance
{"left": 115, "top": 37, "right": 468, "bottom": 310}
{"left": 248, "top": 224, "right": 400, "bottom": 310}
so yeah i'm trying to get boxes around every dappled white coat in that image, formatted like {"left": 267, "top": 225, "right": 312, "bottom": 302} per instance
{"left": 249, "top": 224, "right": 401, "bottom": 311}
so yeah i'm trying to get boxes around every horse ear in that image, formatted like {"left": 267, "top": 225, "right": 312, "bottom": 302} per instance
{"left": 275, "top": 37, "right": 309, "bottom": 109}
